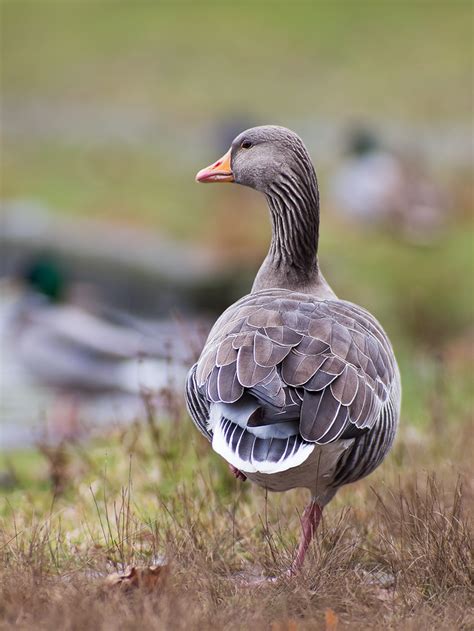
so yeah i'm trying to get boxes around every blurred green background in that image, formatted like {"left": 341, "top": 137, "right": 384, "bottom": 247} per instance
{"left": 3, "top": 1, "right": 471, "bottom": 233}
{"left": 1, "top": 1, "right": 473, "bottom": 436}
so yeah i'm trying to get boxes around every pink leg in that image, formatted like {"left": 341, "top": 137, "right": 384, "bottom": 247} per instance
{"left": 290, "top": 501, "right": 323, "bottom": 574}
{"left": 229, "top": 464, "right": 247, "bottom": 481}
{"left": 235, "top": 500, "right": 323, "bottom": 586}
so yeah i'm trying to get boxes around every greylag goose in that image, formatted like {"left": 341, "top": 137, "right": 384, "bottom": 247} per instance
{"left": 186, "top": 126, "right": 401, "bottom": 576}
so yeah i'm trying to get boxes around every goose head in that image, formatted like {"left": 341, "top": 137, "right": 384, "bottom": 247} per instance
{"left": 196, "top": 125, "right": 317, "bottom": 195}
{"left": 196, "top": 125, "right": 322, "bottom": 291}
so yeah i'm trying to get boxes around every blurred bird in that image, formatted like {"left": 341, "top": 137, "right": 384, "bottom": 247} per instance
{"left": 186, "top": 126, "right": 401, "bottom": 580}
{"left": 3, "top": 254, "right": 190, "bottom": 441}
{"left": 329, "top": 127, "right": 446, "bottom": 242}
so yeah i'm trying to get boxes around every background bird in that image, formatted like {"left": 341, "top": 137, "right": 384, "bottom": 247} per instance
{"left": 329, "top": 126, "right": 447, "bottom": 243}
{"left": 2, "top": 254, "right": 189, "bottom": 442}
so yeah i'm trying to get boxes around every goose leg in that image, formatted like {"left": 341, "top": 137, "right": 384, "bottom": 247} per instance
{"left": 290, "top": 500, "right": 322, "bottom": 574}
{"left": 235, "top": 500, "right": 322, "bottom": 586}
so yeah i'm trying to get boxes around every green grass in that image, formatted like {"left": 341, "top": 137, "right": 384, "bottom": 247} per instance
{"left": 1, "top": 142, "right": 201, "bottom": 238}
{"left": 2, "top": 1, "right": 471, "bottom": 121}
{"left": 1, "top": 1, "right": 472, "bottom": 234}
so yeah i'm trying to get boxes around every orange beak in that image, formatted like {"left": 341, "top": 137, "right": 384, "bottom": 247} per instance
{"left": 195, "top": 148, "right": 234, "bottom": 183}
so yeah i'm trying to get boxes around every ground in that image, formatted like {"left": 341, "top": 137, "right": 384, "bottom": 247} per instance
{"left": 1, "top": 355, "right": 472, "bottom": 629}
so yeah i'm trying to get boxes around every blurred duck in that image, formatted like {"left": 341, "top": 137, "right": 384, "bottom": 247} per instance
{"left": 329, "top": 127, "right": 446, "bottom": 243}
{"left": 3, "top": 255, "right": 190, "bottom": 439}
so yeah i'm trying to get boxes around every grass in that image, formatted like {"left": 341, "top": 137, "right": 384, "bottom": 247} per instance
{"left": 2, "top": 2, "right": 471, "bottom": 121}
{"left": 0, "top": 241, "right": 472, "bottom": 629}
{"left": 1, "top": 1, "right": 472, "bottom": 238}
{"left": 2, "top": 2, "right": 472, "bottom": 340}
{"left": 1, "top": 343, "right": 472, "bottom": 629}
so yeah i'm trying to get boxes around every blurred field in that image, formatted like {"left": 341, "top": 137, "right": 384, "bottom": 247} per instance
{"left": 1, "top": 1, "right": 473, "bottom": 629}
{"left": 2, "top": 1, "right": 472, "bottom": 236}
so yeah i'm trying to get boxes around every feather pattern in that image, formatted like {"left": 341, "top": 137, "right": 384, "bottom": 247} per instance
{"left": 186, "top": 288, "right": 400, "bottom": 493}
{"left": 186, "top": 125, "right": 400, "bottom": 504}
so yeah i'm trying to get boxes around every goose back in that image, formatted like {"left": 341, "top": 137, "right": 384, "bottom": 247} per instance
{"left": 186, "top": 288, "right": 400, "bottom": 493}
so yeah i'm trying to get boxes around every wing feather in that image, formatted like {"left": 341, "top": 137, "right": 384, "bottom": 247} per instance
{"left": 216, "top": 337, "right": 238, "bottom": 367}
{"left": 265, "top": 326, "right": 303, "bottom": 346}
{"left": 317, "top": 405, "right": 350, "bottom": 444}
{"left": 330, "top": 364, "right": 359, "bottom": 406}
{"left": 308, "top": 317, "right": 333, "bottom": 341}
{"left": 236, "top": 345, "right": 273, "bottom": 387}
{"left": 304, "top": 367, "right": 339, "bottom": 391}
{"left": 217, "top": 361, "right": 244, "bottom": 403}
{"left": 295, "top": 335, "right": 329, "bottom": 356}
{"left": 253, "top": 331, "right": 292, "bottom": 367}
{"left": 196, "top": 348, "right": 218, "bottom": 387}
{"left": 247, "top": 308, "right": 284, "bottom": 328}
{"left": 300, "top": 387, "right": 341, "bottom": 441}
{"left": 206, "top": 366, "right": 221, "bottom": 402}
{"left": 191, "top": 289, "right": 398, "bottom": 450}
{"left": 281, "top": 349, "right": 325, "bottom": 386}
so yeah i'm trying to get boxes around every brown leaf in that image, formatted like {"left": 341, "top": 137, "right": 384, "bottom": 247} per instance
{"left": 104, "top": 563, "right": 168, "bottom": 592}
{"left": 325, "top": 608, "right": 338, "bottom": 631}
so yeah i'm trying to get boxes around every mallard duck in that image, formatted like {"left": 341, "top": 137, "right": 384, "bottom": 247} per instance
{"left": 2, "top": 255, "right": 190, "bottom": 441}
{"left": 6, "top": 256, "right": 186, "bottom": 393}
{"left": 186, "top": 126, "right": 401, "bottom": 577}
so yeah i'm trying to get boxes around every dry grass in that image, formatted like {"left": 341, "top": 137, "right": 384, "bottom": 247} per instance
{"left": 1, "top": 394, "right": 472, "bottom": 631}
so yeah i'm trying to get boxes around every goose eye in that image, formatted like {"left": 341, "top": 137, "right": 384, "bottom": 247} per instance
{"left": 241, "top": 140, "right": 252, "bottom": 149}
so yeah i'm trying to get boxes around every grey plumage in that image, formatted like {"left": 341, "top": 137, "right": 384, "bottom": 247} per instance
{"left": 188, "top": 289, "right": 399, "bottom": 487}
{"left": 187, "top": 125, "right": 400, "bottom": 514}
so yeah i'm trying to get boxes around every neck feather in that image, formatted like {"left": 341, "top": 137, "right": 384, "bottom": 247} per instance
{"left": 264, "top": 164, "right": 320, "bottom": 285}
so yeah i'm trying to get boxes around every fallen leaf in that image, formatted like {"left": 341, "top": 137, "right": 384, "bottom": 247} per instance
{"left": 104, "top": 563, "right": 168, "bottom": 592}
{"left": 325, "top": 608, "right": 338, "bottom": 631}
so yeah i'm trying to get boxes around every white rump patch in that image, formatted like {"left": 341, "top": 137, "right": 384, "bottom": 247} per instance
{"left": 211, "top": 416, "right": 315, "bottom": 475}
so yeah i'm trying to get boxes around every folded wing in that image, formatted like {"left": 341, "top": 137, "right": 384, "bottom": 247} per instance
{"left": 187, "top": 289, "right": 397, "bottom": 457}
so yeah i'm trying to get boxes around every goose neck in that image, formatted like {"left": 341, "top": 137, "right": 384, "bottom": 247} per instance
{"left": 264, "top": 170, "right": 320, "bottom": 282}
